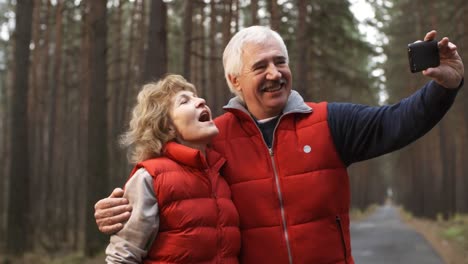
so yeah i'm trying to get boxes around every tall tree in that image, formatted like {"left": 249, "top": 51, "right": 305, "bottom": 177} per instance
{"left": 28, "top": 0, "right": 43, "bottom": 246}
{"left": 250, "top": 0, "right": 259, "bottom": 25}
{"left": 222, "top": 0, "right": 233, "bottom": 47}
{"left": 135, "top": 0, "right": 147, "bottom": 85}
{"left": 0, "top": 1, "right": 14, "bottom": 250}
{"left": 108, "top": 0, "right": 125, "bottom": 192}
{"left": 6, "top": 0, "right": 34, "bottom": 255}
{"left": 84, "top": 0, "right": 109, "bottom": 256}
{"left": 219, "top": 0, "right": 234, "bottom": 107}
{"left": 34, "top": 1, "right": 53, "bottom": 244}
{"left": 78, "top": 0, "right": 90, "bottom": 251}
{"left": 295, "top": 0, "right": 308, "bottom": 96}
{"left": 191, "top": 1, "right": 206, "bottom": 95}
{"left": 207, "top": 0, "right": 218, "bottom": 114}
{"left": 123, "top": 0, "right": 141, "bottom": 108}
{"left": 142, "top": 0, "right": 167, "bottom": 83}
{"left": 267, "top": 0, "right": 280, "bottom": 30}
{"left": 183, "top": 0, "right": 193, "bottom": 79}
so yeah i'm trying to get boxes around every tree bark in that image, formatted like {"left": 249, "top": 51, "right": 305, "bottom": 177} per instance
{"left": 28, "top": 0, "right": 42, "bottom": 247}
{"left": 52, "top": 0, "right": 65, "bottom": 247}
{"left": 208, "top": 0, "right": 218, "bottom": 114}
{"left": 39, "top": 0, "right": 53, "bottom": 243}
{"left": 183, "top": 0, "right": 193, "bottom": 79}
{"left": 84, "top": 0, "right": 109, "bottom": 256}
{"left": 295, "top": 0, "right": 307, "bottom": 96}
{"left": 268, "top": 0, "right": 280, "bottom": 30}
{"left": 142, "top": 0, "right": 167, "bottom": 83}
{"left": 250, "top": 0, "right": 258, "bottom": 25}
{"left": 7, "top": 0, "right": 34, "bottom": 255}
{"left": 222, "top": 0, "right": 233, "bottom": 48}
{"left": 136, "top": 0, "right": 147, "bottom": 85}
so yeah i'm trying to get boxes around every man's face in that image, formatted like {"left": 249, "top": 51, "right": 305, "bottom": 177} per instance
{"left": 230, "top": 37, "right": 292, "bottom": 120}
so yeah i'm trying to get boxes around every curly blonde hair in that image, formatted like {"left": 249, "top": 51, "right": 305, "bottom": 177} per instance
{"left": 120, "top": 74, "right": 196, "bottom": 163}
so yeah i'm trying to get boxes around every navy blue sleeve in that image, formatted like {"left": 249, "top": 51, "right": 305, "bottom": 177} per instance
{"left": 328, "top": 80, "right": 461, "bottom": 167}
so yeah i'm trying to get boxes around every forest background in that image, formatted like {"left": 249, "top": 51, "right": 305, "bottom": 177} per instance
{"left": 1, "top": 0, "right": 468, "bottom": 261}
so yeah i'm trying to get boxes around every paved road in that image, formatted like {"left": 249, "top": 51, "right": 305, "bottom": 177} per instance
{"left": 351, "top": 204, "right": 444, "bottom": 264}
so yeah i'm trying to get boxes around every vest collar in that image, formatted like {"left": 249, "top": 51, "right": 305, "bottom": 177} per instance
{"left": 164, "top": 141, "right": 226, "bottom": 172}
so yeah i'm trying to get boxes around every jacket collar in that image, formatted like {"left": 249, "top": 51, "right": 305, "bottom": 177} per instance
{"left": 163, "top": 141, "right": 226, "bottom": 172}
{"left": 222, "top": 90, "right": 313, "bottom": 117}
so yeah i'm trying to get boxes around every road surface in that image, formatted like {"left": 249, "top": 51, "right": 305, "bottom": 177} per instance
{"left": 351, "top": 204, "right": 444, "bottom": 264}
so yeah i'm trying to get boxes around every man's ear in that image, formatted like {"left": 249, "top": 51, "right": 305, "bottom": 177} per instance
{"left": 228, "top": 74, "right": 241, "bottom": 92}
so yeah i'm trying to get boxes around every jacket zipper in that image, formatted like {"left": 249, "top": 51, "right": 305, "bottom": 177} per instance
{"left": 264, "top": 114, "right": 293, "bottom": 264}
{"left": 269, "top": 148, "right": 294, "bottom": 264}
{"left": 243, "top": 112, "right": 294, "bottom": 264}
{"left": 336, "top": 216, "right": 348, "bottom": 264}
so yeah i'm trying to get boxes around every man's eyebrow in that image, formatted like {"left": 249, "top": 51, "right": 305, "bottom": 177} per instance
{"left": 273, "top": 55, "right": 287, "bottom": 62}
{"left": 251, "top": 55, "right": 287, "bottom": 69}
{"left": 251, "top": 60, "right": 266, "bottom": 70}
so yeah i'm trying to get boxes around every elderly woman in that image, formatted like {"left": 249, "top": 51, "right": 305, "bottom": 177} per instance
{"left": 105, "top": 74, "right": 240, "bottom": 264}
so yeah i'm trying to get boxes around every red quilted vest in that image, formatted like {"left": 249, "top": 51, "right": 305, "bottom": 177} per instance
{"left": 130, "top": 142, "right": 241, "bottom": 264}
{"left": 212, "top": 102, "right": 354, "bottom": 264}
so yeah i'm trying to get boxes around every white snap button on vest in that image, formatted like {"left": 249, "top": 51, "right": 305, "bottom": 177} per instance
{"left": 303, "top": 145, "right": 311, "bottom": 153}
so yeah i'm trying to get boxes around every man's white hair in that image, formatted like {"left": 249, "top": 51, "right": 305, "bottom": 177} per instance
{"left": 222, "top": 26, "right": 289, "bottom": 98}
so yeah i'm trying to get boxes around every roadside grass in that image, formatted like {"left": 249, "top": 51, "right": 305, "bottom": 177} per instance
{"left": 400, "top": 209, "right": 468, "bottom": 264}
{"left": 1, "top": 251, "right": 106, "bottom": 264}
{"left": 349, "top": 204, "right": 379, "bottom": 222}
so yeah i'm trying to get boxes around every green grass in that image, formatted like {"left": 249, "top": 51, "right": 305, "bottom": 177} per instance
{"left": 350, "top": 204, "right": 379, "bottom": 221}
{"left": 440, "top": 215, "right": 468, "bottom": 247}
{"left": 1, "top": 252, "right": 106, "bottom": 264}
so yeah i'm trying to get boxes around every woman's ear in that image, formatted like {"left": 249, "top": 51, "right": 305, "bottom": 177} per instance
{"left": 169, "top": 125, "right": 183, "bottom": 144}
{"left": 167, "top": 124, "right": 176, "bottom": 137}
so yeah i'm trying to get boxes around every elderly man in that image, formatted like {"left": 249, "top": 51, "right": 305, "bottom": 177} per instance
{"left": 95, "top": 26, "right": 463, "bottom": 264}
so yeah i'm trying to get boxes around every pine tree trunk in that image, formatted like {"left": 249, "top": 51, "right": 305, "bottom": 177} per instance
{"left": 208, "top": 0, "right": 219, "bottom": 114}
{"left": 136, "top": 0, "right": 146, "bottom": 84}
{"left": 142, "top": 0, "right": 167, "bottom": 83}
{"left": 7, "top": 0, "right": 34, "bottom": 255}
{"left": 84, "top": 0, "right": 109, "bottom": 255}
{"left": 183, "top": 0, "right": 193, "bottom": 79}
{"left": 295, "top": 0, "right": 308, "bottom": 96}
{"left": 268, "top": 0, "right": 280, "bottom": 30}
{"left": 28, "top": 0, "right": 42, "bottom": 247}
{"left": 52, "top": 0, "right": 65, "bottom": 247}
{"left": 250, "top": 0, "right": 258, "bottom": 25}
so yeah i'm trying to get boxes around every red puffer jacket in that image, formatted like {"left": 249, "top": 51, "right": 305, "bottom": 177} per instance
{"left": 130, "top": 142, "right": 241, "bottom": 264}
{"left": 212, "top": 98, "right": 353, "bottom": 264}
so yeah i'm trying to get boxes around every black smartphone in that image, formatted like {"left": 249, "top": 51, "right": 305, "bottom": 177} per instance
{"left": 407, "top": 40, "right": 440, "bottom": 73}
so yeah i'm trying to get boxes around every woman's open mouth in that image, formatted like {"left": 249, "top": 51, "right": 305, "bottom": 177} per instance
{"left": 198, "top": 111, "right": 210, "bottom": 122}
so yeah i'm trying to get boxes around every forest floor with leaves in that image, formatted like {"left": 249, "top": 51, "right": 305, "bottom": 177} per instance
{"left": 1, "top": 206, "right": 467, "bottom": 264}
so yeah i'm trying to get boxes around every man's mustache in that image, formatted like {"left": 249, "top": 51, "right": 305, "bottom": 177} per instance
{"left": 261, "top": 78, "right": 287, "bottom": 91}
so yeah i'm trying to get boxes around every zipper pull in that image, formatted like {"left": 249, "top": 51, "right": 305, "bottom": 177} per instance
{"left": 335, "top": 215, "right": 349, "bottom": 264}
{"left": 269, "top": 148, "right": 274, "bottom": 156}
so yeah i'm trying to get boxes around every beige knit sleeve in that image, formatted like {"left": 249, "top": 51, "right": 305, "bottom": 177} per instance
{"left": 105, "top": 168, "right": 159, "bottom": 264}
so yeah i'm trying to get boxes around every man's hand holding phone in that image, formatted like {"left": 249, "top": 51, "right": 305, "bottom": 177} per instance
{"left": 409, "top": 30, "right": 464, "bottom": 89}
